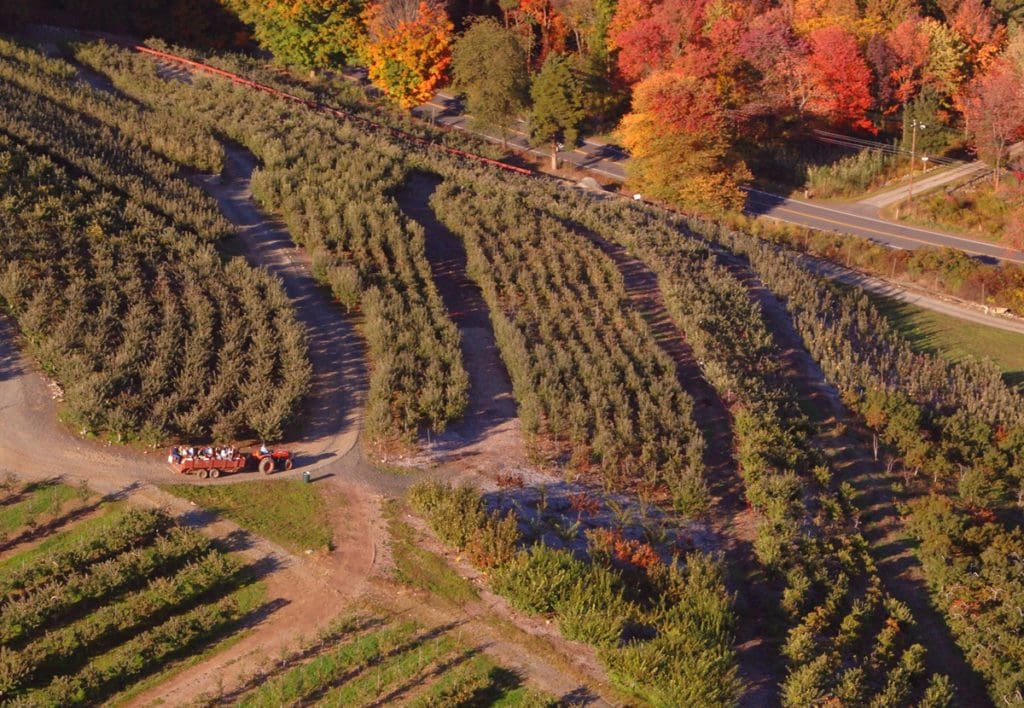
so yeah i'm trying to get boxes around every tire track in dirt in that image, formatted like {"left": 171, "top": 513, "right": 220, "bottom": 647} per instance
{"left": 716, "top": 250, "right": 991, "bottom": 704}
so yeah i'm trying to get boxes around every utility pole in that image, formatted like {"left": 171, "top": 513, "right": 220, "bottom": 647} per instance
{"left": 908, "top": 120, "right": 926, "bottom": 204}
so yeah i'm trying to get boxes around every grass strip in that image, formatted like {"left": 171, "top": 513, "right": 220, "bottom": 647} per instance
{"left": 162, "top": 481, "right": 333, "bottom": 553}
{"left": 846, "top": 285, "right": 1024, "bottom": 391}
{"left": 0, "top": 483, "right": 81, "bottom": 538}
{"left": 384, "top": 500, "right": 478, "bottom": 604}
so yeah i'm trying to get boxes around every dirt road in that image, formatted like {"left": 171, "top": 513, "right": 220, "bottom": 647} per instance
{"left": 393, "top": 173, "right": 534, "bottom": 484}
{"left": 196, "top": 142, "right": 368, "bottom": 472}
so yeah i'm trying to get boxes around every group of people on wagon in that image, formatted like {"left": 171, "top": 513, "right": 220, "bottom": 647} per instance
{"left": 168, "top": 445, "right": 238, "bottom": 464}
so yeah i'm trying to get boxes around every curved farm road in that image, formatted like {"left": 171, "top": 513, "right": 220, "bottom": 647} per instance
{"left": 197, "top": 141, "right": 367, "bottom": 472}
{"left": 0, "top": 136, "right": 385, "bottom": 704}
{"left": 0, "top": 142, "right": 598, "bottom": 703}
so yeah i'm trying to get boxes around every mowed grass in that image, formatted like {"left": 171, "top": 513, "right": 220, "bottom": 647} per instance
{"left": 383, "top": 499, "right": 478, "bottom": 604}
{"left": 855, "top": 288, "right": 1024, "bottom": 391}
{"left": 163, "top": 480, "right": 333, "bottom": 553}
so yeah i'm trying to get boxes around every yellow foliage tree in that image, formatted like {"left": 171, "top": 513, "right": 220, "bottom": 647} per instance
{"left": 364, "top": 0, "right": 453, "bottom": 108}
{"left": 619, "top": 70, "right": 749, "bottom": 214}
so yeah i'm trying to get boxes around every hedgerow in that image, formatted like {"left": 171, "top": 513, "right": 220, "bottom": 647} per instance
{"left": 0, "top": 527, "right": 210, "bottom": 645}
{"left": 474, "top": 177, "right": 950, "bottom": 704}
{"left": 429, "top": 181, "right": 705, "bottom": 510}
{"left": 0, "top": 508, "right": 170, "bottom": 599}
{"left": 0, "top": 551, "right": 238, "bottom": 694}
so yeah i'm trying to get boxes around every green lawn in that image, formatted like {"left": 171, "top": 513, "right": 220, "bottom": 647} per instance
{"left": 162, "top": 480, "right": 333, "bottom": 553}
{"left": 864, "top": 289, "right": 1024, "bottom": 391}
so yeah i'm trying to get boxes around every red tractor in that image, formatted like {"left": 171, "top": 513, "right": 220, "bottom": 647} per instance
{"left": 252, "top": 447, "right": 294, "bottom": 474}
{"left": 167, "top": 445, "right": 294, "bottom": 478}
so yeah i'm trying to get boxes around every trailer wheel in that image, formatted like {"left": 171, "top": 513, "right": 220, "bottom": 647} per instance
{"left": 284, "top": 458, "right": 293, "bottom": 471}
{"left": 210, "top": 468, "right": 221, "bottom": 479}
{"left": 259, "top": 457, "right": 274, "bottom": 475}
{"left": 199, "top": 469, "right": 209, "bottom": 479}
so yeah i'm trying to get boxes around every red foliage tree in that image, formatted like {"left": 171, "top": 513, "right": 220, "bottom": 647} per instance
{"left": 961, "top": 59, "right": 1024, "bottom": 187}
{"left": 737, "top": 9, "right": 811, "bottom": 117}
{"left": 608, "top": 0, "right": 708, "bottom": 83}
{"left": 802, "top": 25, "right": 876, "bottom": 130}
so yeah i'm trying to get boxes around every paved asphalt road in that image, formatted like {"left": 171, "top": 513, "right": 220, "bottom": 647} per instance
{"left": 415, "top": 92, "right": 1024, "bottom": 265}
{"left": 743, "top": 188, "right": 1024, "bottom": 265}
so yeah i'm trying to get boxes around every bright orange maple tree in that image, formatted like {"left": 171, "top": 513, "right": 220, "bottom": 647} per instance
{"left": 364, "top": 0, "right": 453, "bottom": 108}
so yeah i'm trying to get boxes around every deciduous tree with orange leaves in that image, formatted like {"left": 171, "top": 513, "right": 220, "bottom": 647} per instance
{"left": 364, "top": 0, "right": 453, "bottom": 108}
{"left": 961, "top": 58, "right": 1024, "bottom": 188}
{"left": 618, "top": 69, "right": 749, "bottom": 212}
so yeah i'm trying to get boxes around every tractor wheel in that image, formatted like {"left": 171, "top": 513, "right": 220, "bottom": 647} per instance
{"left": 259, "top": 457, "right": 274, "bottom": 475}
{"left": 284, "top": 458, "right": 293, "bottom": 471}
{"left": 210, "top": 468, "right": 221, "bottom": 479}
{"left": 199, "top": 469, "right": 209, "bottom": 479}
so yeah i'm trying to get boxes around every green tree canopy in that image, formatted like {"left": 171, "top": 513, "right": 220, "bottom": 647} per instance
{"left": 225, "top": 0, "right": 368, "bottom": 69}
{"left": 451, "top": 17, "right": 530, "bottom": 144}
{"left": 529, "top": 53, "right": 584, "bottom": 169}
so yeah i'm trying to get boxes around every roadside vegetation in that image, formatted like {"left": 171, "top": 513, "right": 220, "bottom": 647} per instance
{"left": 732, "top": 212, "right": 1024, "bottom": 317}
{"left": 0, "top": 39, "right": 310, "bottom": 444}
{"left": 163, "top": 480, "right": 333, "bottom": 554}
{"left": 0, "top": 481, "right": 264, "bottom": 705}
{"left": 899, "top": 177, "right": 1024, "bottom": 246}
